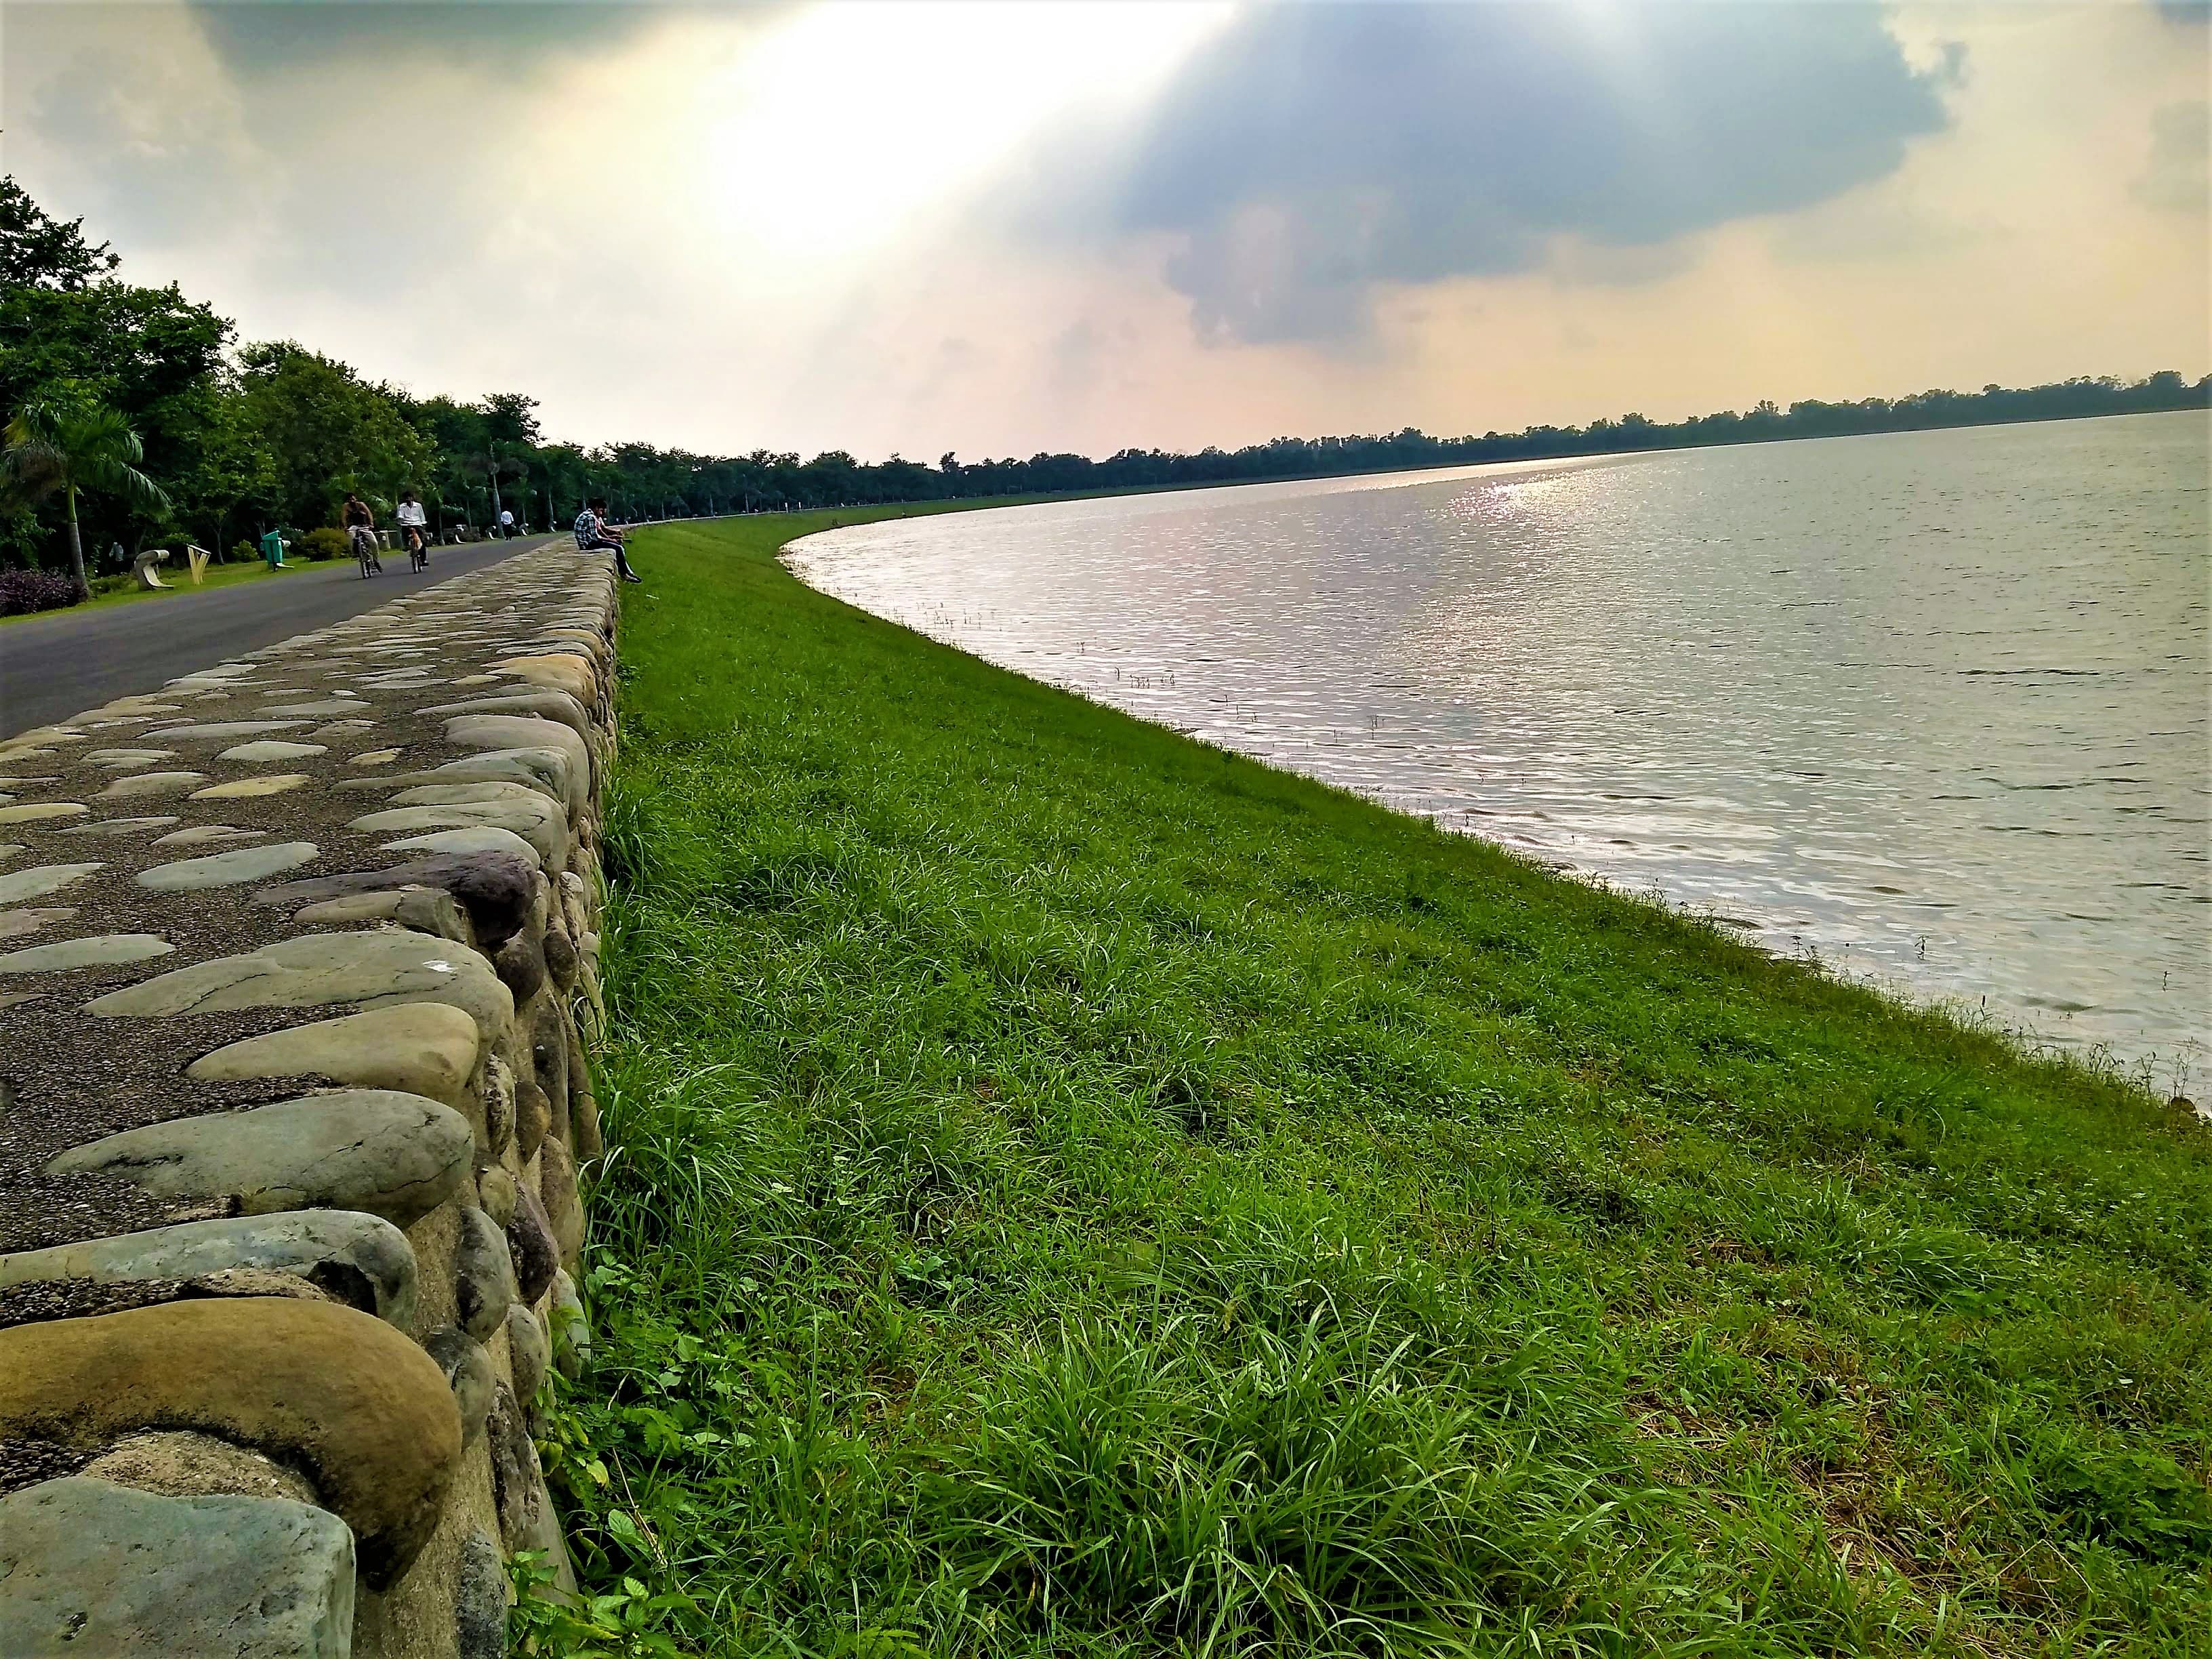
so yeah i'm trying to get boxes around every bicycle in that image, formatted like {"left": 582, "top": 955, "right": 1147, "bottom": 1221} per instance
{"left": 405, "top": 525, "right": 430, "bottom": 573}
{"left": 351, "top": 525, "right": 382, "bottom": 579}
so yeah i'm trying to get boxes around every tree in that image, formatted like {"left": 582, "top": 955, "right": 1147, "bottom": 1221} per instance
{"left": 0, "top": 272, "right": 231, "bottom": 563}
{"left": 172, "top": 391, "right": 278, "bottom": 557}
{"left": 236, "top": 342, "right": 431, "bottom": 527}
{"left": 0, "top": 177, "right": 119, "bottom": 291}
{"left": 3, "top": 393, "right": 171, "bottom": 598}
{"left": 482, "top": 392, "right": 541, "bottom": 446}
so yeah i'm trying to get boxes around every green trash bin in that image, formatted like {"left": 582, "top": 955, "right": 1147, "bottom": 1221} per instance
{"left": 260, "top": 529, "right": 289, "bottom": 569}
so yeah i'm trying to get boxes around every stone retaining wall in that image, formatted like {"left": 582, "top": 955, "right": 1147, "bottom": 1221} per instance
{"left": 0, "top": 548, "right": 619, "bottom": 1658}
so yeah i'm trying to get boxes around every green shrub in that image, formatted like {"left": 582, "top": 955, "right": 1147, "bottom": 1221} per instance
{"left": 230, "top": 541, "right": 258, "bottom": 563}
{"left": 302, "top": 527, "right": 350, "bottom": 562}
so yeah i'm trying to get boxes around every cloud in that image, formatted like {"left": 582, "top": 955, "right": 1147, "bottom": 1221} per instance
{"left": 182, "top": 0, "right": 668, "bottom": 75}
{"left": 2134, "top": 100, "right": 2209, "bottom": 213}
{"left": 1099, "top": 1, "right": 1957, "bottom": 344}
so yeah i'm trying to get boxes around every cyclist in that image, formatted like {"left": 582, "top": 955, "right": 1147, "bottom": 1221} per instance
{"left": 396, "top": 491, "right": 430, "bottom": 571}
{"left": 342, "top": 492, "right": 381, "bottom": 577}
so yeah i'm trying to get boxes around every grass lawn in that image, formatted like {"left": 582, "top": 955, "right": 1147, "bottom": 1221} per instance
{"left": 541, "top": 508, "right": 2211, "bottom": 1658}
{"left": 0, "top": 553, "right": 318, "bottom": 627}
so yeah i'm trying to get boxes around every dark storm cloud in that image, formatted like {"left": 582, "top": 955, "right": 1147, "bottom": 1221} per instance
{"left": 1107, "top": 2, "right": 1957, "bottom": 344}
{"left": 185, "top": 0, "right": 668, "bottom": 75}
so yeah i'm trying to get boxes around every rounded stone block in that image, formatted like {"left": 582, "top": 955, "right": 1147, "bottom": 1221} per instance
{"left": 483, "top": 1053, "right": 518, "bottom": 1158}
{"left": 84, "top": 926, "right": 514, "bottom": 1045}
{"left": 152, "top": 823, "right": 267, "bottom": 846}
{"left": 543, "top": 924, "right": 579, "bottom": 989}
{"left": 424, "top": 1325, "right": 495, "bottom": 1446}
{"left": 0, "top": 1476, "right": 353, "bottom": 1658}
{"left": 477, "top": 1165, "right": 517, "bottom": 1227}
{"left": 0, "top": 1299, "right": 462, "bottom": 1586}
{"left": 0, "top": 933, "right": 173, "bottom": 973}
{"left": 356, "top": 793, "right": 567, "bottom": 859}
{"left": 573, "top": 1091, "right": 604, "bottom": 1162}
{"left": 539, "top": 1136, "right": 586, "bottom": 1271}
{"left": 548, "top": 1267, "right": 589, "bottom": 1380}
{"left": 136, "top": 841, "right": 319, "bottom": 891}
{"left": 515, "top": 1073, "right": 553, "bottom": 1162}
{"left": 486, "top": 1382, "right": 552, "bottom": 1555}
{"left": 0, "top": 862, "right": 102, "bottom": 906}
{"left": 0, "top": 800, "right": 87, "bottom": 825}
{"left": 456, "top": 1525, "right": 507, "bottom": 1659}
{"left": 189, "top": 774, "right": 311, "bottom": 800}
{"left": 453, "top": 1204, "right": 516, "bottom": 1341}
{"left": 216, "top": 739, "right": 327, "bottom": 763}
{"left": 506, "top": 1301, "right": 550, "bottom": 1407}
{"left": 496, "top": 929, "right": 547, "bottom": 1004}
{"left": 0, "top": 1210, "right": 418, "bottom": 1327}
{"left": 506, "top": 1182, "right": 558, "bottom": 1305}
{"left": 97, "top": 771, "right": 206, "bottom": 799}
{"left": 490, "top": 653, "right": 598, "bottom": 707}
{"left": 380, "top": 824, "right": 545, "bottom": 867}
{"left": 421, "top": 688, "right": 593, "bottom": 743}
{"left": 47, "top": 1089, "right": 473, "bottom": 1229}
{"left": 440, "top": 720, "right": 588, "bottom": 815}
{"left": 291, "top": 884, "right": 475, "bottom": 945}
{"left": 342, "top": 748, "right": 573, "bottom": 812}
{"left": 252, "top": 852, "right": 537, "bottom": 954}
{"left": 56, "top": 815, "right": 179, "bottom": 837}
{"left": 186, "top": 1001, "right": 483, "bottom": 1112}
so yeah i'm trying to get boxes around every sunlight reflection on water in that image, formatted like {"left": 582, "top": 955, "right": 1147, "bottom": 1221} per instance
{"left": 790, "top": 413, "right": 2211, "bottom": 1090}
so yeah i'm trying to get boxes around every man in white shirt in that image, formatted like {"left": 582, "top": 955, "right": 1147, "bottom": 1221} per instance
{"left": 395, "top": 491, "right": 430, "bottom": 567}
{"left": 497, "top": 508, "right": 518, "bottom": 538}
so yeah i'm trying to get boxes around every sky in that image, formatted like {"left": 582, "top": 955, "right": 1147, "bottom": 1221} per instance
{"left": 2, "top": 0, "right": 2205, "bottom": 462}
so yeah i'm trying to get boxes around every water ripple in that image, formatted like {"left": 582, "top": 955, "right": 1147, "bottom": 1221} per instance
{"left": 792, "top": 414, "right": 2210, "bottom": 1090}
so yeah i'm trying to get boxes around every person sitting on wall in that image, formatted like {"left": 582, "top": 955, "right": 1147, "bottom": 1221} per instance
{"left": 573, "top": 497, "right": 642, "bottom": 583}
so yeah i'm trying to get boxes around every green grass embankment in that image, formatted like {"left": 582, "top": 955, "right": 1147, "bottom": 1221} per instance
{"left": 539, "top": 509, "right": 2210, "bottom": 1658}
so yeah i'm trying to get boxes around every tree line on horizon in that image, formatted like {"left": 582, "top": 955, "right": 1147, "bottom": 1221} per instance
{"left": 3, "top": 176, "right": 2205, "bottom": 586}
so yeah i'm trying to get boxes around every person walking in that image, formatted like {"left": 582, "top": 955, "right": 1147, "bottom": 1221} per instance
{"left": 342, "top": 491, "right": 381, "bottom": 576}
{"left": 573, "top": 496, "right": 641, "bottom": 583}
{"left": 396, "top": 490, "right": 430, "bottom": 571}
{"left": 497, "top": 506, "right": 518, "bottom": 539}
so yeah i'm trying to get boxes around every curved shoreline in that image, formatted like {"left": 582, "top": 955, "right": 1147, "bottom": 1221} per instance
{"left": 779, "top": 443, "right": 2208, "bottom": 1097}
{"left": 546, "top": 508, "right": 2211, "bottom": 1654}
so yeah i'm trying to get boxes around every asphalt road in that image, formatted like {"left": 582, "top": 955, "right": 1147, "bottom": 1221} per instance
{"left": 1, "top": 535, "right": 558, "bottom": 740}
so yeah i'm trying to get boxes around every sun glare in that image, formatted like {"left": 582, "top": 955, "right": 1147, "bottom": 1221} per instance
{"left": 703, "top": 2, "right": 1231, "bottom": 268}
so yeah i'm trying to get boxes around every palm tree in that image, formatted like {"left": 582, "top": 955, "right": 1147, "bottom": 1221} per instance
{"left": 3, "top": 396, "right": 170, "bottom": 599}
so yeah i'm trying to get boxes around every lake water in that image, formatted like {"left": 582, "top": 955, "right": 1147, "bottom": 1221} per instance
{"left": 790, "top": 413, "right": 2210, "bottom": 1089}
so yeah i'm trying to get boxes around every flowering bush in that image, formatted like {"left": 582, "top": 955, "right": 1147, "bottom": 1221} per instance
{"left": 0, "top": 567, "right": 80, "bottom": 616}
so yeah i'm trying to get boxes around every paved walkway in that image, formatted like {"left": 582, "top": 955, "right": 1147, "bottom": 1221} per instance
{"left": 1, "top": 537, "right": 561, "bottom": 740}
